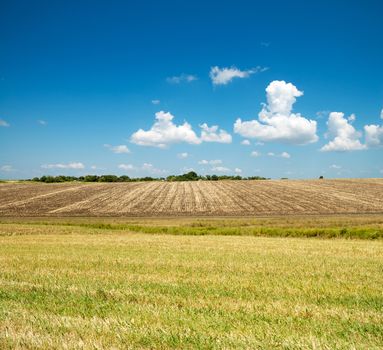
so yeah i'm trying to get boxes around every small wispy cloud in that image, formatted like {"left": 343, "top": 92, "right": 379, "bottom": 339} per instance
{"left": 241, "top": 139, "right": 251, "bottom": 146}
{"left": 0, "top": 119, "right": 10, "bottom": 127}
{"left": 0, "top": 165, "right": 14, "bottom": 172}
{"left": 316, "top": 110, "right": 330, "bottom": 119}
{"left": 151, "top": 99, "right": 160, "bottom": 105}
{"left": 267, "top": 152, "right": 291, "bottom": 158}
{"left": 90, "top": 165, "right": 106, "bottom": 171}
{"left": 280, "top": 152, "right": 291, "bottom": 159}
{"left": 166, "top": 74, "right": 197, "bottom": 84}
{"left": 210, "top": 66, "right": 268, "bottom": 85}
{"left": 198, "top": 159, "right": 222, "bottom": 165}
{"left": 118, "top": 163, "right": 166, "bottom": 175}
{"left": 41, "top": 162, "right": 85, "bottom": 169}
{"left": 177, "top": 152, "right": 189, "bottom": 159}
{"left": 104, "top": 144, "right": 130, "bottom": 154}
{"left": 211, "top": 166, "right": 230, "bottom": 173}
{"left": 330, "top": 164, "right": 341, "bottom": 169}
{"left": 348, "top": 114, "right": 356, "bottom": 122}
{"left": 37, "top": 120, "right": 47, "bottom": 126}
{"left": 251, "top": 151, "right": 261, "bottom": 157}
{"left": 142, "top": 162, "right": 166, "bottom": 174}
{"left": 118, "top": 164, "right": 135, "bottom": 171}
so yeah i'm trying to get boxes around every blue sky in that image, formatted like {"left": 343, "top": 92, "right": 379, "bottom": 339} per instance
{"left": 0, "top": 0, "right": 382, "bottom": 179}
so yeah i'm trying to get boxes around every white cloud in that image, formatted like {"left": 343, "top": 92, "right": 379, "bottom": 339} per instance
{"left": 209, "top": 159, "right": 222, "bottom": 165}
{"left": 234, "top": 168, "right": 242, "bottom": 174}
{"left": 321, "top": 112, "right": 366, "bottom": 152}
{"left": 348, "top": 114, "right": 356, "bottom": 122}
{"left": 131, "top": 111, "right": 233, "bottom": 147}
{"left": 118, "top": 164, "right": 135, "bottom": 171}
{"left": 209, "top": 66, "right": 266, "bottom": 85}
{"left": 177, "top": 152, "right": 189, "bottom": 159}
{"left": 1, "top": 165, "right": 14, "bottom": 172}
{"left": 199, "top": 123, "right": 232, "bottom": 143}
{"left": 280, "top": 152, "right": 291, "bottom": 159}
{"left": 364, "top": 124, "right": 383, "bottom": 147}
{"left": 118, "top": 163, "right": 166, "bottom": 175}
{"left": 37, "top": 120, "right": 47, "bottom": 126}
{"left": 151, "top": 99, "right": 160, "bottom": 105}
{"left": 363, "top": 109, "right": 383, "bottom": 148}
{"left": 211, "top": 166, "right": 230, "bottom": 173}
{"left": 41, "top": 162, "right": 85, "bottom": 169}
{"left": 166, "top": 74, "right": 197, "bottom": 84}
{"left": 266, "top": 152, "right": 290, "bottom": 158}
{"left": 364, "top": 111, "right": 383, "bottom": 148}
{"left": 198, "top": 159, "right": 222, "bottom": 165}
{"left": 234, "top": 81, "right": 318, "bottom": 144}
{"left": 241, "top": 139, "right": 251, "bottom": 145}
{"left": 142, "top": 162, "right": 166, "bottom": 174}
{"left": 330, "top": 164, "right": 341, "bottom": 169}
{"left": 316, "top": 111, "right": 330, "bottom": 119}
{"left": 130, "top": 111, "right": 201, "bottom": 148}
{"left": 251, "top": 151, "right": 261, "bottom": 157}
{"left": 0, "top": 119, "right": 10, "bottom": 127}
{"left": 104, "top": 144, "right": 130, "bottom": 154}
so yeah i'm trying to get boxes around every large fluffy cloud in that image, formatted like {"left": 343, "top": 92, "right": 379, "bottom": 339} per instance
{"left": 234, "top": 81, "right": 318, "bottom": 144}
{"left": 320, "top": 112, "right": 366, "bottom": 151}
{"left": 130, "top": 111, "right": 201, "bottom": 148}
{"left": 131, "top": 111, "right": 232, "bottom": 148}
{"left": 209, "top": 66, "right": 266, "bottom": 85}
{"left": 200, "top": 123, "right": 232, "bottom": 143}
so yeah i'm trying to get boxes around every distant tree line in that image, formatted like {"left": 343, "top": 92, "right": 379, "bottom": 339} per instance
{"left": 29, "top": 172, "right": 268, "bottom": 183}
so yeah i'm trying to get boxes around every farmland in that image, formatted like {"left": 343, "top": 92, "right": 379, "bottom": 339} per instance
{"left": 0, "top": 223, "right": 383, "bottom": 349}
{"left": 1, "top": 179, "right": 383, "bottom": 349}
{"left": 1, "top": 178, "right": 383, "bottom": 217}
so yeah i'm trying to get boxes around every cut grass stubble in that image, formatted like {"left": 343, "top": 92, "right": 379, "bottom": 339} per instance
{"left": 0, "top": 219, "right": 382, "bottom": 349}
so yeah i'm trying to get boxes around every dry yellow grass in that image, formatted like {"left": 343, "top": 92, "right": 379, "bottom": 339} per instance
{"left": 0, "top": 223, "right": 382, "bottom": 349}
{"left": 1, "top": 178, "right": 383, "bottom": 217}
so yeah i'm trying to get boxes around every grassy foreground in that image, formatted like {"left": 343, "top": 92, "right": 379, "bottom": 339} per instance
{"left": 0, "top": 220, "right": 382, "bottom": 349}
{"left": 1, "top": 214, "right": 383, "bottom": 239}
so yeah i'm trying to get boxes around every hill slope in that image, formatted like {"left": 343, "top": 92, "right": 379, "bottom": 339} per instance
{"left": 1, "top": 179, "right": 383, "bottom": 217}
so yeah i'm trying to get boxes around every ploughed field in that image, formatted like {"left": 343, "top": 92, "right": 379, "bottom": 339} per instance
{"left": 1, "top": 178, "right": 383, "bottom": 217}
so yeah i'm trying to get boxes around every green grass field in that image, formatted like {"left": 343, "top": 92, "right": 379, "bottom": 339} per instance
{"left": 0, "top": 217, "right": 383, "bottom": 349}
